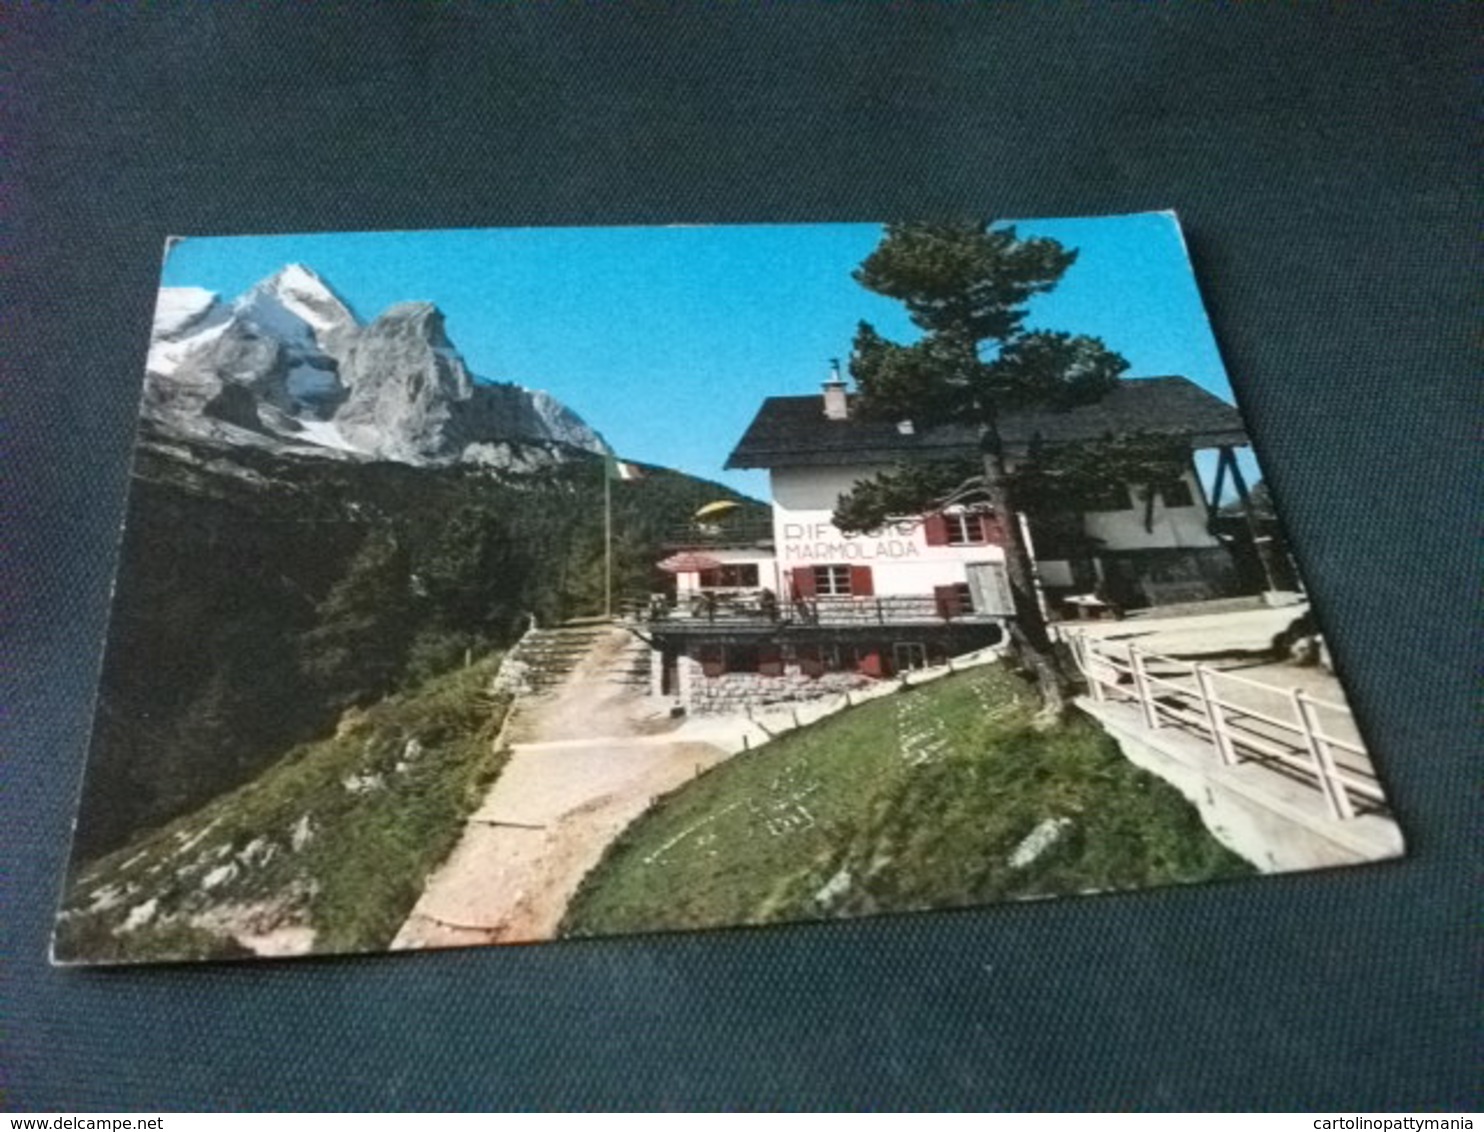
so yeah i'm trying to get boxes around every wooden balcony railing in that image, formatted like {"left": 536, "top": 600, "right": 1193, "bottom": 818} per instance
{"left": 660, "top": 518, "right": 775, "bottom": 549}
{"left": 627, "top": 592, "right": 1002, "bottom": 628}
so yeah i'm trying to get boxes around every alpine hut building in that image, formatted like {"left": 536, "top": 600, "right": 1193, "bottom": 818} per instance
{"left": 639, "top": 366, "right": 1259, "bottom": 715}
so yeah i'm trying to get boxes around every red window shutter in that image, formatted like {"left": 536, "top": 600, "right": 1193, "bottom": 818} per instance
{"left": 983, "top": 513, "right": 1009, "bottom": 546}
{"left": 848, "top": 565, "right": 874, "bottom": 597}
{"left": 934, "top": 584, "right": 960, "bottom": 619}
{"left": 923, "top": 513, "right": 949, "bottom": 546}
{"left": 791, "top": 566, "right": 816, "bottom": 598}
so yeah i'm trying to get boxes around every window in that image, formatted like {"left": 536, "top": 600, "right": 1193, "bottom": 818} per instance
{"left": 925, "top": 509, "right": 1004, "bottom": 546}
{"left": 946, "top": 512, "right": 989, "bottom": 545}
{"left": 793, "top": 565, "right": 873, "bottom": 599}
{"left": 934, "top": 583, "right": 974, "bottom": 619}
{"left": 813, "top": 565, "right": 851, "bottom": 595}
{"left": 697, "top": 563, "right": 760, "bottom": 588}
{"left": 794, "top": 644, "right": 844, "bottom": 678}
{"left": 893, "top": 642, "right": 929, "bottom": 672}
{"left": 727, "top": 644, "right": 760, "bottom": 673}
{"left": 698, "top": 644, "right": 724, "bottom": 679}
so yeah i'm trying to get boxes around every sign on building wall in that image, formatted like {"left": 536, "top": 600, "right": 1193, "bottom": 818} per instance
{"left": 778, "top": 520, "right": 922, "bottom": 563}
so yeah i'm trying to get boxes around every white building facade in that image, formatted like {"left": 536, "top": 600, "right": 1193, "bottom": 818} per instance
{"left": 644, "top": 373, "right": 1254, "bottom": 713}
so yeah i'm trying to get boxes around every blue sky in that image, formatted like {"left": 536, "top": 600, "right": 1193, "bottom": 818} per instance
{"left": 160, "top": 212, "right": 1251, "bottom": 498}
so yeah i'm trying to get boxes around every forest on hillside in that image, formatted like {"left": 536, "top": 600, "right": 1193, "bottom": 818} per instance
{"left": 72, "top": 439, "right": 762, "bottom": 862}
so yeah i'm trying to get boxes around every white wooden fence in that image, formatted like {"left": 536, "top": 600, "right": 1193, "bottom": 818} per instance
{"left": 1067, "top": 633, "right": 1384, "bottom": 821}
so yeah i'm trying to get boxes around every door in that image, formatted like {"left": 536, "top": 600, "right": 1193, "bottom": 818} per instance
{"left": 966, "top": 561, "right": 1015, "bottom": 616}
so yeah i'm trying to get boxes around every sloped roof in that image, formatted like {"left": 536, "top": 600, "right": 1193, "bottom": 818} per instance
{"left": 725, "top": 376, "right": 1249, "bottom": 469}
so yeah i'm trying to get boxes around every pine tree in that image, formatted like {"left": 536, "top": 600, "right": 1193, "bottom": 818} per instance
{"left": 299, "top": 530, "right": 416, "bottom": 708}
{"left": 836, "top": 221, "right": 1133, "bottom": 721}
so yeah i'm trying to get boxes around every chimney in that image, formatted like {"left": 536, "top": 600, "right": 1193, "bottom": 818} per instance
{"left": 821, "top": 357, "right": 849, "bottom": 421}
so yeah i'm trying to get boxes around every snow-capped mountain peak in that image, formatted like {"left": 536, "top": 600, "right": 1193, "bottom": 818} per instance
{"left": 232, "top": 263, "right": 357, "bottom": 350}
{"left": 140, "top": 264, "right": 610, "bottom": 468}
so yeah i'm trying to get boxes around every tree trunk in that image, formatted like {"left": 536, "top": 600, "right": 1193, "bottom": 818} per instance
{"left": 1224, "top": 446, "right": 1286, "bottom": 595}
{"left": 980, "top": 427, "right": 1071, "bottom": 723}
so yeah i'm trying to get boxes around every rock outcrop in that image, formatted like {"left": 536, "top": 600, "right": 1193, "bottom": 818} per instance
{"left": 335, "top": 302, "right": 474, "bottom": 463}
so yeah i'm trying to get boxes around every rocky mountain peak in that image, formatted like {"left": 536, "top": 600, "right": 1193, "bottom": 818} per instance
{"left": 335, "top": 302, "right": 478, "bottom": 462}
{"left": 373, "top": 300, "right": 442, "bottom": 329}
{"left": 140, "top": 265, "right": 610, "bottom": 468}
{"left": 234, "top": 263, "right": 358, "bottom": 358}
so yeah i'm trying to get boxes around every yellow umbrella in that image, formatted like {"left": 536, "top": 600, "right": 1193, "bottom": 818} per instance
{"left": 694, "top": 500, "right": 742, "bottom": 521}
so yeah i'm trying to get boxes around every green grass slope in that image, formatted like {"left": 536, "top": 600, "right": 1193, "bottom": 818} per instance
{"left": 56, "top": 656, "right": 510, "bottom": 964}
{"left": 562, "top": 664, "right": 1251, "bottom": 938}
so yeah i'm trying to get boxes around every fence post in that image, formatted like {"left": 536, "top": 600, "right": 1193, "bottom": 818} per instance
{"left": 1080, "top": 637, "right": 1105, "bottom": 703}
{"left": 1128, "top": 644, "right": 1159, "bottom": 729}
{"left": 1293, "top": 689, "right": 1354, "bottom": 820}
{"left": 1195, "top": 664, "right": 1238, "bottom": 766}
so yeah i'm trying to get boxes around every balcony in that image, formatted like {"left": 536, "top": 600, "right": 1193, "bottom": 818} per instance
{"left": 628, "top": 592, "right": 1003, "bottom": 631}
{"left": 660, "top": 518, "right": 775, "bottom": 551}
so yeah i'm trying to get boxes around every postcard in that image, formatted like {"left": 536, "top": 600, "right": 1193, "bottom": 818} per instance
{"left": 53, "top": 214, "right": 1404, "bottom": 964}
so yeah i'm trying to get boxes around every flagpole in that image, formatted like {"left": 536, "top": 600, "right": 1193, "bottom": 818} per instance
{"left": 604, "top": 458, "right": 612, "bottom": 619}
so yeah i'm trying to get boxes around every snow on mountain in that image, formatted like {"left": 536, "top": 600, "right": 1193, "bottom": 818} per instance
{"left": 139, "top": 265, "right": 610, "bottom": 467}
{"left": 152, "top": 286, "right": 222, "bottom": 338}
{"left": 147, "top": 288, "right": 233, "bottom": 377}
{"left": 231, "top": 264, "right": 358, "bottom": 357}
{"left": 290, "top": 417, "right": 362, "bottom": 454}
{"left": 260, "top": 263, "right": 353, "bottom": 333}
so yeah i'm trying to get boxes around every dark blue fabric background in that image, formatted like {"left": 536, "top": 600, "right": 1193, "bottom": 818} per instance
{"left": 5, "top": 4, "right": 1479, "bottom": 1111}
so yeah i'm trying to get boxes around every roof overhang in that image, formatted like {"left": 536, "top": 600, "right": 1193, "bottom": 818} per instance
{"left": 725, "top": 377, "right": 1251, "bottom": 471}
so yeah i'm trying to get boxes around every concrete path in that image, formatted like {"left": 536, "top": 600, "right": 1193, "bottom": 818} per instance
{"left": 1069, "top": 600, "right": 1310, "bottom": 657}
{"left": 392, "top": 626, "right": 732, "bottom": 949}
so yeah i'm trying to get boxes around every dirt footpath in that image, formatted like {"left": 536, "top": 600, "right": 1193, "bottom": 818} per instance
{"left": 392, "top": 627, "right": 730, "bottom": 949}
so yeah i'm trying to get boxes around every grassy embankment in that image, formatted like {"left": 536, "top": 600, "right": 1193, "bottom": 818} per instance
{"left": 56, "top": 656, "right": 509, "bottom": 964}
{"left": 563, "top": 663, "right": 1251, "bottom": 937}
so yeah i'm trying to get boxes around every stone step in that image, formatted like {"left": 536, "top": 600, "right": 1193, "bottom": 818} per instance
{"left": 501, "top": 627, "right": 651, "bottom": 697}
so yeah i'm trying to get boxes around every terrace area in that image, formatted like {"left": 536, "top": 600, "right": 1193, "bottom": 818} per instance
{"left": 660, "top": 517, "right": 775, "bottom": 551}
{"left": 627, "top": 592, "right": 1005, "bottom": 633}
